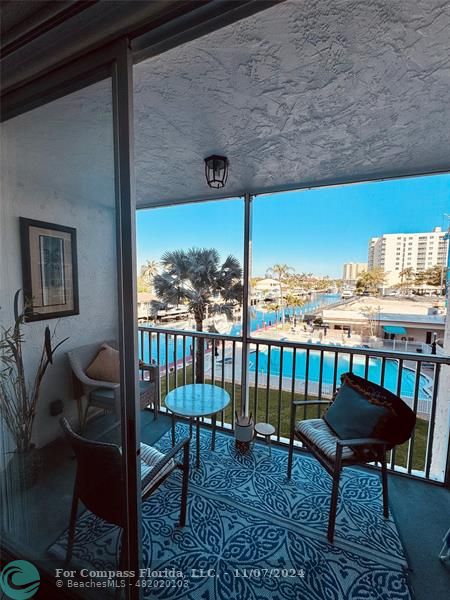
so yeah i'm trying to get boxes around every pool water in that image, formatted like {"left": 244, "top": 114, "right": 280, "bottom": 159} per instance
{"left": 248, "top": 347, "right": 430, "bottom": 400}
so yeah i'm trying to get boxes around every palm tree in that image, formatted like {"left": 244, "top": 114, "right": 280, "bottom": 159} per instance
{"left": 355, "top": 268, "right": 385, "bottom": 295}
{"left": 399, "top": 267, "right": 415, "bottom": 294}
{"left": 284, "top": 293, "right": 305, "bottom": 313}
{"left": 140, "top": 260, "right": 159, "bottom": 289}
{"left": 266, "top": 302, "right": 281, "bottom": 327}
{"left": 283, "top": 293, "right": 306, "bottom": 328}
{"left": 151, "top": 248, "right": 242, "bottom": 382}
{"left": 265, "top": 264, "right": 294, "bottom": 324}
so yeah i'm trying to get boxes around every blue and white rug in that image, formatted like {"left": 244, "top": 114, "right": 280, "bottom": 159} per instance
{"left": 49, "top": 425, "right": 411, "bottom": 599}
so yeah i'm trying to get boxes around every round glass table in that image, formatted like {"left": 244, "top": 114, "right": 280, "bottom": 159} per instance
{"left": 165, "top": 384, "right": 230, "bottom": 468}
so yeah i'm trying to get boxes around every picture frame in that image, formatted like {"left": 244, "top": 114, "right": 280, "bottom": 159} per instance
{"left": 20, "top": 217, "right": 79, "bottom": 321}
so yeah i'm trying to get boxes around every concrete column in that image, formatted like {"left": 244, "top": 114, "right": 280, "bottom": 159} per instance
{"left": 430, "top": 304, "right": 450, "bottom": 482}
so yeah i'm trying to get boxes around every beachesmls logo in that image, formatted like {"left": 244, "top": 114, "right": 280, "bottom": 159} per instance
{"left": 0, "top": 560, "right": 40, "bottom": 599}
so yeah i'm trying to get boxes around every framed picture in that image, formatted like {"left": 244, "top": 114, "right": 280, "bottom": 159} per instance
{"left": 20, "top": 218, "right": 79, "bottom": 321}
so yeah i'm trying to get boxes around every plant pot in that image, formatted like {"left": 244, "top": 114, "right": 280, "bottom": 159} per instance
{"left": 235, "top": 415, "right": 254, "bottom": 452}
{"left": 6, "top": 446, "right": 42, "bottom": 490}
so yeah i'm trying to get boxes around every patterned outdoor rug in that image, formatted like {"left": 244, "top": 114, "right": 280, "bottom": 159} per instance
{"left": 49, "top": 425, "right": 411, "bottom": 599}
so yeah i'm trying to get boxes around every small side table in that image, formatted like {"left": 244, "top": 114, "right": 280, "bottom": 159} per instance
{"left": 165, "top": 384, "right": 230, "bottom": 468}
{"left": 254, "top": 422, "right": 276, "bottom": 456}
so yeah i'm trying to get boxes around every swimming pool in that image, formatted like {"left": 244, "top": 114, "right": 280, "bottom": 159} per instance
{"left": 248, "top": 347, "right": 431, "bottom": 400}
{"left": 139, "top": 333, "right": 430, "bottom": 401}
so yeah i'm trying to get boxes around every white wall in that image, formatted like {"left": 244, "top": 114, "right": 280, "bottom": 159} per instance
{"left": 0, "top": 79, "right": 118, "bottom": 450}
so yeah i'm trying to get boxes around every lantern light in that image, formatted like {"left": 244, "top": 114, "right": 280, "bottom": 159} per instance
{"left": 204, "top": 155, "right": 229, "bottom": 189}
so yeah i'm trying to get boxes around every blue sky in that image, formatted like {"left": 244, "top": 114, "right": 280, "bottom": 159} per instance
{"left": 137, "top": 173, "right": 450, "bottom": 278}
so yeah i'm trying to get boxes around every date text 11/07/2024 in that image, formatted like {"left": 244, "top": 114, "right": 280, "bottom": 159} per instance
{"left": 191, "top": 568, "right": 306, "bottom": 578}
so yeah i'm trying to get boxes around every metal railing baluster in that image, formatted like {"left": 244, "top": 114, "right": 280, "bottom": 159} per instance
{"left": 291, "top": 349, "right": 297, "bottom": 434}
{"left": 364, "top": 354, "right": 369, "bottom": 380}
{"left": 221, "top": 340, "right": 226, "bottom": 388}
{"left": 165, "top": 333, "right": 169, "bottom": 396}
{"left": 231, "top": 341, "right": 236, "bottom": 421}
{"left": 390, "top": 358, "right": 403, "bottom": 470}
{"left": 149, "top": 330, "right": 152, "bottom": 365}
{"left": 332, "top": 352, "right": 339, "bottom": 395}
{"left": 254, "top": 343, "right": 259, "bottom": 420}
{"left": 318, "top": 349, "right": 324, "bottom": 415}
{"left": 221, "top": 339, "right": 225, "bottom": 426}
{"left": 304, "top": 349, "right": 310, "bottom": 419}
{"left": 191, "top": 337, "right": 196, "bottom": 384}
{"left": 182, "top": 336, "right": 186, "bottom": 385}
{"left": 425, "top": 363, "right": 440, "bottom": 479}
{"left": 265, "top": 345, "right": 271, "bottom": 423}
{"left": 380, "top": 356, "right": 386, "bottom": 388}
{"left": 407, "top": 361, "right": 422, "bottom": 474}
{"left": 211, "top": 338, "right": 215, "bottom": 386}
{"left": 156, "top": 333, "right": 161, "bottom": 407}
{"left": 173, "top": 334, "right": 177, "bottom": 388}
{"left": 277, "top": 346, "right": 284, "bottom": 441}
{"left": 139, "top": 329, "right": 144, "bottom": 361}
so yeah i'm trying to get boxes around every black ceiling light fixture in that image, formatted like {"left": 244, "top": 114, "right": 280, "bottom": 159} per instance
{"left": 204, "top": 155, "right": 229, "bottom": 189}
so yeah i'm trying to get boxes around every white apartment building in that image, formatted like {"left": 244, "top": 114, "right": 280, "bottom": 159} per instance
{"left": 368, "top": 227, "right": 448, "bottom": 287}
{"left": 342, "top": 262, "right": 367, "bottom": 284}
{"left": 252, "top": 278, "right": 280, "bottom": 301}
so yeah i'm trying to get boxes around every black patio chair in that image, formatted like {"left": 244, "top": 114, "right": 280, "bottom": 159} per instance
{"left": 287, "top": 372, "right": 416, "bottom": 543}
{"left": 60, "top": 417, "right": 190, "bottom": 574}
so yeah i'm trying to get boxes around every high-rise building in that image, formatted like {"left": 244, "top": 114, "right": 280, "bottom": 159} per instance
{"left": 367, "top": 227, "right": 448, "bottom": 287}
{"left": 342, "top": 262, "right": 367, "bottom": 284}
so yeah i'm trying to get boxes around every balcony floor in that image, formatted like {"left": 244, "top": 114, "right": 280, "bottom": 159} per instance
{"left": 141, "top": 416, "right": 450, "bottom": 600}
{"left": 4, "top": 412, "right": 449, "bottom": 599}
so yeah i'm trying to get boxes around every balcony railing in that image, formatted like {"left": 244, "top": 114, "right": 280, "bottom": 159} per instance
{"left": 138, "top": 325, "right": 450, "bottom": 485}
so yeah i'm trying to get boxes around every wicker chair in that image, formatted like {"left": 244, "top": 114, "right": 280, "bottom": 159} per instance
{"left": 287, "top": 372, "right": 416, "bottom": 543}
{"left": 67, "top": 341, "right": 160, "bottom": 430}
{"left": 60, "top": 417, "right": 190, "bottom": 573}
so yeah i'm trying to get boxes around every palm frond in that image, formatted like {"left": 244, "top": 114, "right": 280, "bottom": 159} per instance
{"left": 221, "top": 281, "right": 243, "bottom": 303}
{"left": 208, "top": 302, "right": 235, "bottom": 321}
{"left": 150, "top": 299, "right": 169, "bottom": 316}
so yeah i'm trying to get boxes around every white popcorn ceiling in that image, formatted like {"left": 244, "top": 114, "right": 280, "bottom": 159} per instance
{"left": 133, "top": 0, "right": 450, "bottom": 207}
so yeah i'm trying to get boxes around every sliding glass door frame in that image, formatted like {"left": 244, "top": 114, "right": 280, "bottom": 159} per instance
{"left": 1, "top": 39, "right": 141, "bottom": 600}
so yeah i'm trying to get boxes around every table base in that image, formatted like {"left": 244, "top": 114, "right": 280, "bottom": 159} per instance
{"left": 171, "top": 413, "right": 218, "bottom": 468}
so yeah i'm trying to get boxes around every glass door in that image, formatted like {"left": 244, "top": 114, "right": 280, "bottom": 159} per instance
{"left": 0, "top": 74, "right": 136, "bottom": 598}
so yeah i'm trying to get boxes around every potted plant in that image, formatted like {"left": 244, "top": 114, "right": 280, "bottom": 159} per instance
{"left": 0, "top": 291, "right": 68, "bottom": 488}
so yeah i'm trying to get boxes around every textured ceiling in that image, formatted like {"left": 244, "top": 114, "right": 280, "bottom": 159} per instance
{"left": 134, "top": 0, "right": 450, "bottom": 207}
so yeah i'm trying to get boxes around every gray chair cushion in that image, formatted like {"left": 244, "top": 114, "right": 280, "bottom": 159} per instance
{"left": 295, "top": 419, "right": 355, "bottom": 460}
{"left": 140, "top": 443, "right": 175, "bottom": 494}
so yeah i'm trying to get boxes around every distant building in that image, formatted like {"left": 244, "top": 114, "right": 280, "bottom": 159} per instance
{"left": 137, "top": 292, "right": 154, "bottom": 321}
{"left": 254, "top": 278, "right": 279, "bottom": 290}
{"left": 368, "top": 227, "right": 448, "bottom": 287}
{"left": 322, "top": 297, "right": 445, "bottom": 346}
{"left": 342, "top": 262, "right": 367, "bottom": 284}
{"left": 251, "top": 278, "right": 282, "bottom": 304}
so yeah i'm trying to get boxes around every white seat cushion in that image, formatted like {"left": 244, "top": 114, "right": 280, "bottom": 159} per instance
{"left": 140, "top": 443, "right": 175, "bottom": 494}
{"left": 295, "top": 419, "right": 355, "bottom": 460}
